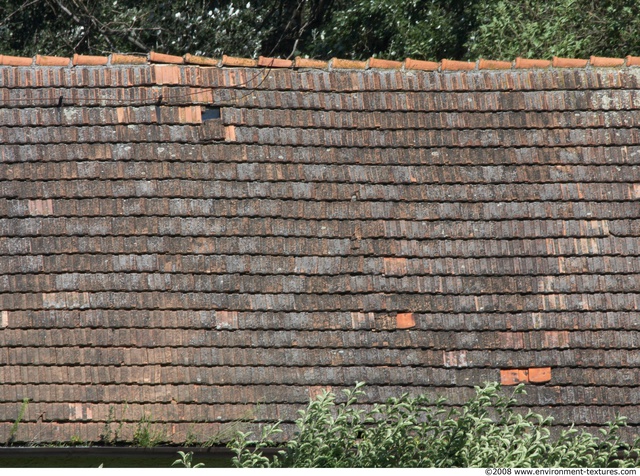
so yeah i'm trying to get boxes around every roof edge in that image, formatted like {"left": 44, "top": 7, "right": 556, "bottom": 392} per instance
{"left": 0, "top": 52, "right": 639, "bottom": 71}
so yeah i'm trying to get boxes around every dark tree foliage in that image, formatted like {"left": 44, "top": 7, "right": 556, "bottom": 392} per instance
{"left": 306, "top": 0, "right": 476, "bottom": 61}
{"left": 466, "top": 0, "right": 640, "bottom": 60}
{"left": 0, "top": 0, "right": 639, "bottom": 61}
{"left": 0, "top": 0, "right": 335, "bottom": 58}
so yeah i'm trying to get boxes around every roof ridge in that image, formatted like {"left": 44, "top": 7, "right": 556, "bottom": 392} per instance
{"left": 0, "top": 52, "right": 638, "bottom": 71}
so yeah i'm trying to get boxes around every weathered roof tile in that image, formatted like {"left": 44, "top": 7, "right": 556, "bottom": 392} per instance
{"left": 1, "top": 51, "right": 640, "bottom": 444}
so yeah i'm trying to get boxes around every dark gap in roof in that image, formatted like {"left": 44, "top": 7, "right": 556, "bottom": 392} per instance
{"left": 202, "top": 107, "right": 221, "bottom": 121}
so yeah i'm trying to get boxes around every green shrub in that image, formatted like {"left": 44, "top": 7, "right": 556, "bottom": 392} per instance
{"left": 229, "top": 382, "right": 638, "bottom": 468}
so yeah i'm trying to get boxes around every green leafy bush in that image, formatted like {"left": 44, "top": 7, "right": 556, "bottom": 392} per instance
{"left": 229, "top": 382, "right": 638, "bottom": 468}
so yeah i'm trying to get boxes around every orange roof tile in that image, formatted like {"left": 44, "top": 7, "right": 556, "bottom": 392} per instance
{"left": 515, "top": 57, "right": 551, "bottom": 68}
{"left": 590, "top": 56, "right": 624, "bottom": 67}
{"left": 403, "top": 58, "right": 439, "bottom": 71}
{"left": 294, "top": 57, "right": 328, "bottom": 69}
{"left": 35, "top": 55, "right": 70, "bottom": 66}
{"left": 478, "top": 58, "right": 512, "bottom": 69}
{"left": 0, "top": 51, "right": 637, "bottom": 73}
{"left": 552, "top": 56, "right": 588, "bottom": 68}
{"left": 368, "top": 57, "right": 402, "bottom": 69}
{"left": 626, "top": 55, "right": 640, "bottom": 66}
{"left": 183, "top": 53, "right": 218, "bottom": 66}
{"left": 110, "top": 53, "right": 146, "bottom": 65}
{"left": 258, "top": 56, "right": 293, "bottom": 68}
{"left": 0, "top": 54, "right": 32, "bottom": 66}
{"left": 149, "top": 51, "right": 183, "bottom": 64}
{"left": 330, "top": 58, "right": 367, "bottom": 69}
{"left": 72, "top": 54, "right": 108, "bottom": 66}
{"left": 441, "top": 59, "right": 475, "bottom": 71}
{"left": 222, "top": 55, "right": 258, "bottom": 67}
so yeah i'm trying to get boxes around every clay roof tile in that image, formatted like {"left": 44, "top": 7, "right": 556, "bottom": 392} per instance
{"left": 478, "top": 58, "right": 512, "bottom": 70}
{"left": 73, "top": 54, "right": 108, "bottom": 66}
{"left": 258, "top": 56, "right": 293, "bottom": 68}
{"left": 35, "top": 55, "right": 70, "bottom": 66}
{"left": 330, "top": 58, "right": 367, "bottom": 69}
{"left": 222, "top": 55, "right": 258, "bottom": 67}
{"left": 626, "top": 55, "right": 640, "bottom": 66}
{"left": 441, "top": 59, "right": 476, "bottom": 71}
{"left": 590, "top": 56, "right": 625, "bottom": 67}
{"left": 368, "top": 57, "right": 402, "bottom": 69}
{"left": 110, "top": 54, "right": 147, "bottom": 65}
{"left": 149, "top": 51, "right": 184, "bottom": 64}
{"left": 0, "top": 54, "right": 33, "bottom": 66}
{"left": 515, "top": 57, "right": 551, "bottom": 68}
{"left": 294, "top": 57, "right": 328, "bottom": 69}
{"left": 183, "top": 53, "right": 218, "bottom": 66}
{"left": 552, "top": 56, "right": 588, "bottom": 68}
{"left": 403, "top": 58, "right": 439, "bottom": 71}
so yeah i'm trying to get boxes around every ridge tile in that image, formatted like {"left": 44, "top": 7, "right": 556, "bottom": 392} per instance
{"left": 590, "top": 56, "right": 625, "bottom": 67}
{"left": 0, "top": 54, "right": 32, "bottom": 66}
{"left": 403, "top": 58, "right": 439, "bottom": 71}
{"left": 35, "top": 55, "right": 70, "bottom": 66}
{"left": 73, "top": 54, "right": 108, "bottom": 66}
{"left": 222, "top": 55, "right": 258, "bottom": 67}
{"left": 330, "top": 58, "right": 367, "bottom": 69}
{"left": 258, "top": 56, "right": 293, "bottom": 68}
{"left": 515, "top": 57, "right": 551, "bottom": 68}
{"left": 149, "top": 51, "right": 184, "bottom": 64}
{"left": 368, "top": 57, "right": 402, "bottom": 69}
{"left": 110, "top": 53, "right": 147, "bottom": 65}
{"left": 294, "top": 57, "right": 328, "bottom": 69}
{"left": 441, "top": 59, "right": 476, "bottom": 70}
{"left": 478, "top": 58, "right": 512, "bottom": 69}
{"left": 552, "top": 56, "right": 588, "bottom": 68}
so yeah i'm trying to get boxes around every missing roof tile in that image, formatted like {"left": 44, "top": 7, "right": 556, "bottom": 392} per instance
{"left": 202, "top": 107, "right": 221, "bottom": 121}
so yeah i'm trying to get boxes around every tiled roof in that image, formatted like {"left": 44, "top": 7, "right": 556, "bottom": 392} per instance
{"left": 1, "top": 51, "right": 640, "bottom": 444}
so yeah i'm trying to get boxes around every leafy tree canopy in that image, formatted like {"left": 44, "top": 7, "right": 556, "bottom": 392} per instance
{"left": 0, "top": 0, "right": 639, "bottom": 60}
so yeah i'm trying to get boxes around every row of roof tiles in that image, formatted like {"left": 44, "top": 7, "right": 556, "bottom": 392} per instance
{"left": 1, "top": 52, "right": 640, "bottom": 71}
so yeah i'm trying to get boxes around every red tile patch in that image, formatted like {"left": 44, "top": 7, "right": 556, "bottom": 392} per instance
{"left": 153, "top": 65, "right": 181, "bottom": 85}
{"left": 225, "top": 125, "right": 236, "bottom": 142}
{"left": 395, "top": 312, "right": 415, "bottom": 329}
{"left": 383, "top": 257, "right": 408, "bottom": 275}
{"left": 528, "top": 367, "right": 552, "bottom": 383}
{"left": 500, "top": 369, "right": 529, "bottom": 385}
{"left": 28, "top": 199, "right": 53, "bottom": 216}
{"left": 501, "top": 368, "right": 552, "bottom": 385}
{"left": 215, "top": 310, "right": 238, "bottom": 329}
